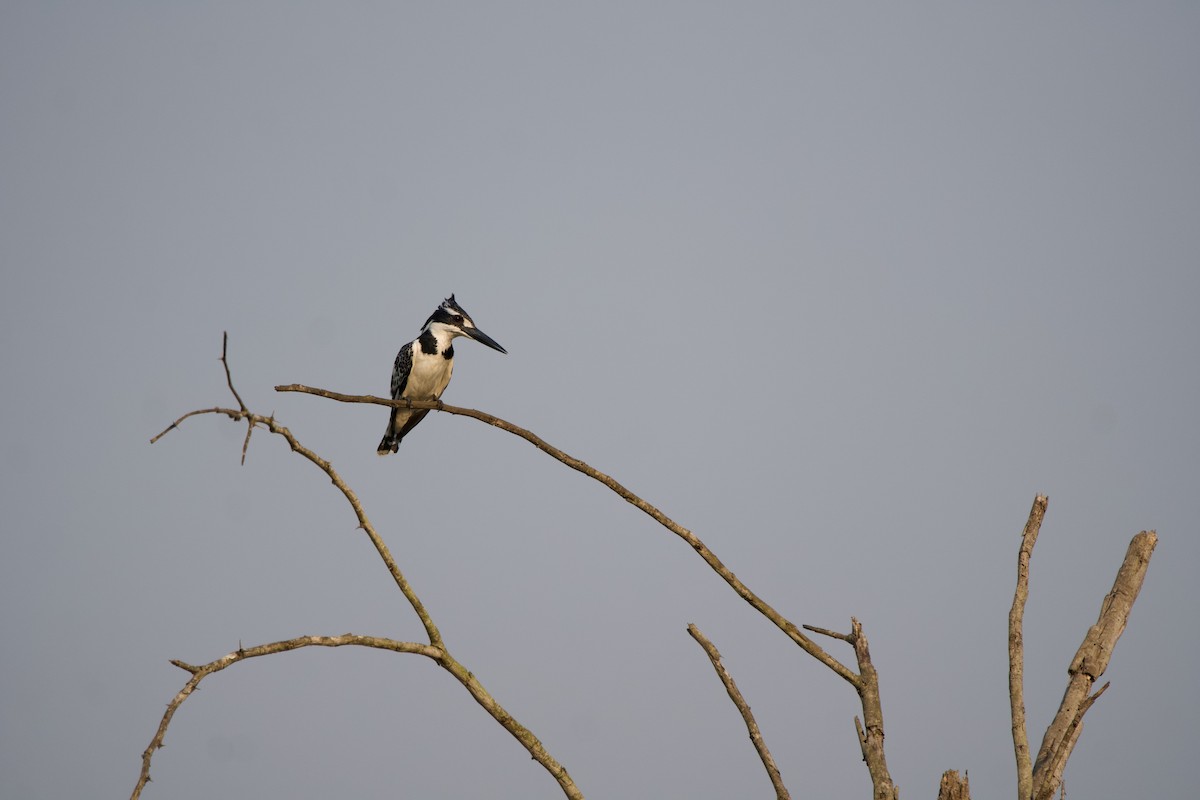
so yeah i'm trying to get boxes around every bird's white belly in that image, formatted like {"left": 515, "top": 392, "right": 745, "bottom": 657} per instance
{"left": 404, "top": 353, "right": 454, "bottom": 400}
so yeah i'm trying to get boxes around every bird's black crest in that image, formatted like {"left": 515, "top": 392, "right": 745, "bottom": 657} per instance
{"left": 423, "top": 294, "right": 472, "bottom": 330}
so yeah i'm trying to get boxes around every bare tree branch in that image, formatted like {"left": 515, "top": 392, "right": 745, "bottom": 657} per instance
{"left": 803, "top": 619, "right": 897, "bottom": 799}
{"left": 142, "top": 344, "right": 1162, "bottom": 800}
{"left": 1035, "top": 682, "right": 1108, "bottom": 800}
{"left": 219, "top": 331, "right": 254, "bottom": 464}
{"left": 270, "top": 383, "right": 914, "bottom": 794}
{"left": 220, "top": 331, "right": 248, "bottom": 414}
{"left": 145, "top": 342, "right": 582, "bottom": 800}
{"left": 155, "top": 403, "right": 444, "bottom": 648}
{"left": 133, "top": 633, "right": 581, "bottom": 800}
{"left": 1030, "top": 531, "right": 1157, "bottom": 800}
{"left": 937, "top": 769, "right": 971, "bottom": 800}
{"left": 1010, "top": 494, "right": 1048, "bottom": 800}
{"left": 132, "top": 635, "right": 441, "bottom": 800}
{"left": 847, "top": 618, "right": 897, "bottom": 800}
{"left": 149, "top": 407, "right": 228, "bottom": 444}
{"left": 687, "top": 624, "right": 791, "bottom": 800}
{"left": 274, "top": 383, "right": 861, "bottom": 687}
{"left": 802, "top": 623, "right": 853, "bottom": 642}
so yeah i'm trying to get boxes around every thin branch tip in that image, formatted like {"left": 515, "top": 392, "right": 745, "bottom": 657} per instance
{"left": 802, "top": 623, "right": 853, "bottom": 642}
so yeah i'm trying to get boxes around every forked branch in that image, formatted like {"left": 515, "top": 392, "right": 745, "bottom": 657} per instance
{"left": 275, "top": 384, "right": 860, "bottom": 686}
{"left": 1008, "top": 495, "right": 1156, "bottom": 800}
{"left": 145, "top": 338, "right": 581, "bottom": 800}
{"left": 849, "top": 618, "right": 897, "bottom": 800}
{"left": 146, "top": 340, "right": 1162, "bottom": 800}
{"left": 275, "top": 383, "right": 903, "bottom": 793}
{"left": 154, "top": 401, "right": 443, "bottom": 648}
{"left": 802, "top": 619, "right": 896, "bottom": 798}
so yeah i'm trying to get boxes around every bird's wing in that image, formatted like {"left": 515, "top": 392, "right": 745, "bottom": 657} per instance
{"left": 390, "top": 342, "right": 414, "bottom": 399}
{"left": 394, "top": 409, "right": 431, "bottom": 442}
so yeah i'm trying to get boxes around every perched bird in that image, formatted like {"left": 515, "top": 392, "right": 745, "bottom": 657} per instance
{"left": 377, "top": 294, "right": 507, "bottom": 455}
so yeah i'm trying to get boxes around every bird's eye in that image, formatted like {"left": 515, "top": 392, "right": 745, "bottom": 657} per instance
{"left": 453, "top": 315, "right": 464, "bottom": 323}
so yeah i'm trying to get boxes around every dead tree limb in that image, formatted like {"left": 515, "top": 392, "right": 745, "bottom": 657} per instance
{"left": 275, "top": 383, "right": 901, "bottom": 796}
{"left": 1008, "top": 495, "right": 1156, "bottom": 800}
{"left": 132, "top": 635, "right": 441, "bottom": 799}
{"left": 156, "top": 401, "right": 444, "bottom": 648}
{"left": 274, "top": 385, "right": 859, "bottom": 680}
{"left": 144, "top": 337, "right": 581, "bottom": 800}
{"left": 144, "top": 344, "right": 1161, "bottom": 800}
{"left": 687, "top": 624, "right": 791, "bottom": 800}
{"left": 1009, "top": 494, "right": 1048, "bottom": 799}
{"left": 848, "top": 618, "right": 897, "bottom": 800}
{"left": 937, "top": 769, "right": 971, "bottom": 800}
{"left": 1030, "top": 530, "right": 1157, "bottom": 800}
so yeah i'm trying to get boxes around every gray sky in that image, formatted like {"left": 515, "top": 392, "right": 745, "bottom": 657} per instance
{"left": 2, "top": 3, "right": 1197, "bottom": 798}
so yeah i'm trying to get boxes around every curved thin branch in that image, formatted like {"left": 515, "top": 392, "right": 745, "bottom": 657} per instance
{"left": 274, "top": 384, "right": 860, "bottom": 687}
{"left": 219, "top": 331, "right": 254, "bottom": 463}
{"left": 688, "top": 624, "right": 791, "bottom": 800}
{"left": 149, "top": 407, "right": 228, "bottom": 444}
{"left": 147, "top": 344, "right": 582, "bottom": 800}
{"left": 220, "top": 331, "right": 249, "bottom": 414}
{"left": 133, "top": 634, "right": 578, "bottom": 800}
{"left": 133, "top": 635, "right": 440, "bottom": 800}
{"left": 1010, "top": 494, "right": 1048, "bottom": 800}
{"left": 154, "top": 404, "right": 444, "bottom": 649}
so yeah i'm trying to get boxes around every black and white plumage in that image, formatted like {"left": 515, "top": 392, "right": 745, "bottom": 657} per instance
{"left": 376, "top": 294, "right": 507, "bottom": 455}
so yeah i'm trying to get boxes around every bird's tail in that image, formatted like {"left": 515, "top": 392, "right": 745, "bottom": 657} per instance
{"left": 376, "top": 410, "right": 399, "bottom": 456}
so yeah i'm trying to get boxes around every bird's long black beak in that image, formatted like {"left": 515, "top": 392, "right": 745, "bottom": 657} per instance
{"left": 465, "top": 326, "right": 507, "bottom": 354}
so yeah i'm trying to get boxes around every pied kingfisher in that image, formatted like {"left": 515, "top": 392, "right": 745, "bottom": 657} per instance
{"left": 376, "top": 294, "right": 507, "bottom": 455}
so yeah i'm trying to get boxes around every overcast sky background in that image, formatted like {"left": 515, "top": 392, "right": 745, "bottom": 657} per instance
{"left": 2, "top": 4, "right": 1198, "bottom": 799}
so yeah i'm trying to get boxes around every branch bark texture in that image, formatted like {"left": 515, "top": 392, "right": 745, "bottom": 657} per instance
{"left": 937, "top": 769, "right": 971, "bottom": 800}
{"left": 688, "top": 624, "right": 791, "bottom": 800}
{"left": 849, "top": 618, "right": 898, "bottom": 800}
{"left": 1009, "top": 494, "right": 1047, "bottom": 800}
{"left": 1030, "top": 530, "right": 1157, "bottom": 800}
